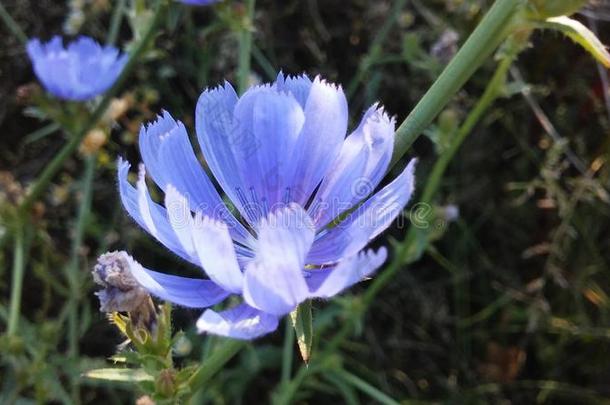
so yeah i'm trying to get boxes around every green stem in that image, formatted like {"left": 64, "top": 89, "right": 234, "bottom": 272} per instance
{"left": 237, "top": 0, "right": 255, "bottom": 94}
{"left": 346, "top": 0, "right": 408, "bottom": 98}
{"left": 107, "top": 0, "right": 127, "bottom": 45}
{"left": 18, "top": 0, "right": 166, "bottom": 217}
{"left": 67, "top": 155, "right": 96, "bottom": 358}
{"left": 390, "top": 0, "right": 522, "bottom": 167}
{"left": 272, "top": 363, "right": 320, "bottom": 405}
{"left": 0, "top": 2, "right": 27, "bottom": 45}
{"left": 332, "top": 369, "right": 400, "bottom": 405}
{"left": 186, "top": 339, "right": 246, "bottom": 396}
{"left": 280, "top": 318, "right": 295, "bottom": 385}
{"left": 7, "top": 220, "right": 25, "bottom": 336}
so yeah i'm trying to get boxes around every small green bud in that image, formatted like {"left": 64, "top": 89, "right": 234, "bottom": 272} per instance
{"left": 155, "top": 369, "right": 177, "bottom": 398}
{"left": 528, "top": 0, "right": 587, "bottom": 19}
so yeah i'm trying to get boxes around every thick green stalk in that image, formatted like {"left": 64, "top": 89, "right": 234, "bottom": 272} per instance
{"left": 0, "top": 2, "right": 27, "bottom": 45}
{"left": 18, "top": 0, "right": 166, "bottom": 216}
{"left": 237, "top": 0, "right": 255, "bottom": 94}
{"left": 186, "top": 339, "right": 246, "bottom": 396}
{"left": 391, "top": 0, "right": 522, "bottom": 167}
{"left": 7, "top": 221, "right": 25, "bottom": 336}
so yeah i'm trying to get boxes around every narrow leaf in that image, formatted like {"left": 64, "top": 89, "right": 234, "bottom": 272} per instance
{"left": 540, "top": 16, "right": 610, "bottom": 68}
{"left": 290, "top": 300, "right": 313, "bottom": 363}
{"left": 83, "top": 368, "right": 153, "bottom": 382}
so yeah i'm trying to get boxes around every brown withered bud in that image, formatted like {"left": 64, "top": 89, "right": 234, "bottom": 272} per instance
{"left": 15, "top": 83, "right": 42, "bottom": 105}
{"left": 430, "top": 29, "right": 459, "bottom": 65}
{"left": 79, "top": 128, "right": 108, "bottom": 157}
{"left": 92, "top": 251, "right": 156, "bottom": 331}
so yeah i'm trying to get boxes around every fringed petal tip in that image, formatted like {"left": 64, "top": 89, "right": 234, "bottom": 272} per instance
{"left": 307, "top": 247, "right": 388, "bottom": 299}
{"left": 196, "top": 304, "right": 279, "bottom": 340}
{"left": 312, "top": 74, "right": 345, "bottom": 95}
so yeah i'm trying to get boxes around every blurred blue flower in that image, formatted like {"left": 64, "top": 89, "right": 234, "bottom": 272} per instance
{"left": 26, "top": 36, "right": 127, "bottom": 101}
{"left": 179, "top": 0, "right": 221, "bottom": 5}
{"left": 118, "top": 73, "right": 416, "bottom": 339}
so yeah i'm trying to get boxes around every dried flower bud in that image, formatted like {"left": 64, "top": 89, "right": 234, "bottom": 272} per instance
{"left": 135, "top": 395, "right": 156, "bottom": 405}
{"left": 92, "top": 251, "right": 156, "bottom": 331}
{"left": 102, "top": 96, "right": 132, "bottom": 124}
{"left": 15, "top": 83, "right": 42, "bottom": 105}
{"left": 431, "top": 29, "right": 459, "bottom": 65}
{"left": 79, "top": 128, "right": 108, "bottom": 156}
{"left": 0, "top": 171, "right": 24, "bottom": 205}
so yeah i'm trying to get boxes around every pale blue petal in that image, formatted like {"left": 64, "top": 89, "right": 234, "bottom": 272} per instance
{"left": 191, "top": 211, "right": 245, "bottom": 293}
{"left": 274, "top": 72, "right": 313, "bottom": 107}
{"left": 164, "top": 185, "right": 198, "bottom": 258}
{"left": 307, "top": 159, "right": 416, "bottom": 264}
{"left": 127, "top": 255, "right": 229, "bottom": 308}
{"left": 309, "top": 105, "right": 395, "bottom": 229}
{"left": 26, "top": 35, "right": 125, "bottom": 101}
{"left": 306, "top": 248, "right": 387, "bottom": 298}
{"left": 139, "top": 111, "right": 253, "bottom": 246}
{"left": 195, "top": 83, "right": 252, "bottom": 221}
{"left": 285, "top": 77, "right": 348, "bottom": 205}
{"left": 231, "top": 87, "right": 305, "bottom": 220}
{"left": 117, "top": 159, "right": 197, "bottom": 264}
{"left": 196, "top": 304, "right": 279, "bottom": 340}
{"left": 243, "top": 204, "right": 314, "bottom": 315}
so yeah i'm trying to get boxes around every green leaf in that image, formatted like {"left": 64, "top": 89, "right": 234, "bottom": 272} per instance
{"left": 82, "top": 368, "right": 153, "bottom": 382}
{"left": 290, "top": 300, "right": 313, "bottom": 363}
{"left": 539, "top": 16, "right": 610, "bottom": 68}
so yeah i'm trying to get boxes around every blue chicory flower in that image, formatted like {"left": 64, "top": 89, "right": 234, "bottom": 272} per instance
{"left": 26, "top": 36, "right": 127, "bottom": 101}
{"left": 117, "top": 72, "right": 416, "bottom": 339}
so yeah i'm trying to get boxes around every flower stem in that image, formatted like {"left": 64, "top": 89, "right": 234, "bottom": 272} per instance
{"left": 346, "top": 0, "right": 408, "bottom": 98}
{"left": 0, "top": 2, "right": 27, "bottom": 46}
{"left": 280, "top": 318, "right": 295, "bottom": 385}
{"left": 185, "top": 339, "right": 246, "bottom": 396}
{"left": 237, "top": 0, "right": 255, "bottom": 94}
{"left": 67, "top": 154, "right": 96, "bottom": 403}
{"left": 17, "top": 0, "right": 166, "bottom": 217}
{"left": 7, "top": 220, "right": 25, "bottom": 336}
{"left": 107, "top": 0, "right": 127, "bottom": 45}
{"left": 390, "top": 0, "right": 522, "bottom": 167}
